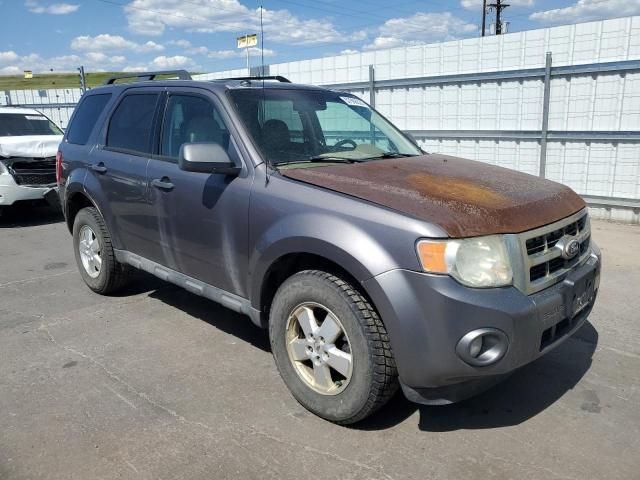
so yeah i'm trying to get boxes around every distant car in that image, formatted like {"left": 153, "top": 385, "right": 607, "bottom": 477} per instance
{"left": 0, "top": 107, "right": 63, "bottom": 214}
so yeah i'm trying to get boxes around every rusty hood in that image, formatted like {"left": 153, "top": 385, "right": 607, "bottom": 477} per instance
{"left": 281, "top": 154, "right": 586, "bottom": 238}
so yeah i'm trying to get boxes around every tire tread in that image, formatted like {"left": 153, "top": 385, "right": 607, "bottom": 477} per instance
{"left": 278, "top": 270, "right": 399, "bottom": 424}
{"left": 75, "top": 207, "right": 130, "bottom": 294}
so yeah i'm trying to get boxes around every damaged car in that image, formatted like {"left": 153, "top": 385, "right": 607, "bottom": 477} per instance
{"left": 0, "top": 107, "right": 63, "bottom": 214}
{"left": 58, "top": 73, "right": 601, "bottom": 424}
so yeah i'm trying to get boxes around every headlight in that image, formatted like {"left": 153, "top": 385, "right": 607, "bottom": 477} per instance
{"left": 0, "top": 162, "right": 8, "bottom": 174}
{"left": 416, "top": 235, "right": 513, "bottom": 288}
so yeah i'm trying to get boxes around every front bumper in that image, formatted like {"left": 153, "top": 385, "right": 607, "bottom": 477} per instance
{"left": 362, "top": 244, "right": 601, "bottom": 405}
{"left": 0, "top": 174, "right": 58, "bottom": 206}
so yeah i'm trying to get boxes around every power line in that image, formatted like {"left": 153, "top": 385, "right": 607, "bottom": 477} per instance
{"left": 487, "top": 0, "right": 509, "bottom": 35}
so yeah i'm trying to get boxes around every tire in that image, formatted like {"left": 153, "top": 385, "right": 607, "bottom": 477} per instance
{"left": 72, "top": 206, "right": 130, "bottom": 294}
{"left": 269, "top": 270, "right": 398, "bottom": 424}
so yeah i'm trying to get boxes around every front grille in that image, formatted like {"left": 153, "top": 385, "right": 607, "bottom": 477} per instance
{"left": 13, "top": 172, "right": 57, "bottom": 186}
{"left": 517, "top": 209, "right": 591, "bottom": 294}
{"left": 9, "top": 157, "right": 56, "bottom": 186}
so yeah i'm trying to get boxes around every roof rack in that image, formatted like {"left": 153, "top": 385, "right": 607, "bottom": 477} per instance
{"left": 103, "top": 70, "right": 192, "bottom": 85}
{"left": 220, "top": 75, "right": 291, "bottom": 83}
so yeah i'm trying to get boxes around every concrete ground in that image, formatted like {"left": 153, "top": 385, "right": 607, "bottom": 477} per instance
{"left": 1, "top": 204, "right": 639, "bottom": 480}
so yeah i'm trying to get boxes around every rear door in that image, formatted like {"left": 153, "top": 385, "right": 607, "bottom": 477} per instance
{"left": 90, "top": 89, "right": 162, "bottom": 258}
{"left": 145, "top": 87, "right": 252, "bottom": 296}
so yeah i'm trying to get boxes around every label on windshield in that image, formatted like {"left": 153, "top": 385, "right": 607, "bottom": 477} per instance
{"left": 340, "top": 96, "right": 369, "bottom": 108}
{"left": 25, "top": 115, "right": 45, "bottom": 120}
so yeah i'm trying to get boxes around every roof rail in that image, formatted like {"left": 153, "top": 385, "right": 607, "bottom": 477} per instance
{"left": 103, "top": 70, "right": 192, "bottom": 85}
{"left": 220, "top": 75, "right": 291, "bottom": 83}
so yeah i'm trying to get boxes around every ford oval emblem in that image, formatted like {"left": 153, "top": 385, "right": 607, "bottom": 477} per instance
{"left": 560, "top": 237, "right": 581, "bottom": 259}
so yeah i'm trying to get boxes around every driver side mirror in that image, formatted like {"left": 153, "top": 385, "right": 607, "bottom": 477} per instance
{"left": 178, "top": 143, "right": 241, "bottom": 176}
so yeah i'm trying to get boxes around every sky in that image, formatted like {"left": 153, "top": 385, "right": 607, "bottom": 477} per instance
{"left": 0, "top": 0, "right": 639, "bottom": 75}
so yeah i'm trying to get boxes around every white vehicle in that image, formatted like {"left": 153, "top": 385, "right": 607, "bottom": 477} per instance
{"left": 0, "top": 107, "right": 63, "bottom": 214}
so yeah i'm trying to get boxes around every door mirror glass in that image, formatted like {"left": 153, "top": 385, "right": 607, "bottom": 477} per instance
{"left": 178, "top": 143, "right": 240, "bottom": 175}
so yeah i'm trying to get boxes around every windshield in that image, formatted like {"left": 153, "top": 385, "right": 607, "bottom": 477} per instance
{"left": 0, "top": 113, "right": 63, "bottom": 137}
{"left": 229, "top": 88, "right": 421, "bottom": 165}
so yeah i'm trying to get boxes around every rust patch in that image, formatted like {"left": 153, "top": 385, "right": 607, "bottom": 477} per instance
{"left": 406, "top": 172, "right": 512, "bottom": 209}
{"left": 281, "top": 154, "right": 586, "bottom": 238}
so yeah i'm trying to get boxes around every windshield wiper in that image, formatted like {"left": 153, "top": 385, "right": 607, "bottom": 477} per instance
{"left": 274, "top": 156, "right": 360, "bottom": 167}
{"left": 365, "top": 152, "right": 417, "bottom": 159}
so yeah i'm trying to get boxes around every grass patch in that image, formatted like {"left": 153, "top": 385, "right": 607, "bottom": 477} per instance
{"left": 0, "top": 72, "right": 200, "bottom": 90}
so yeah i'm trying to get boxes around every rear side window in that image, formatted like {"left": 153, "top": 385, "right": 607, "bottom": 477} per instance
{"left": 106, "top": 94, "right": 159, "bottom": 154}
{"left": 66, "top": 94, "right": 111, "bottom": 145}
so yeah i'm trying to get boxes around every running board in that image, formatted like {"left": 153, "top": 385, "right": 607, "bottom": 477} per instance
{"left": 114, "top": 250, "right": 262, "bottom": 327}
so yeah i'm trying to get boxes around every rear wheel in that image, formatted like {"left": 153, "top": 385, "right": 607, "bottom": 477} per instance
{"left": 72, "top": 207, "right": 130, "bottom": 294}
{"left": 269, "top": 270, "right": 398, "bottom": 424}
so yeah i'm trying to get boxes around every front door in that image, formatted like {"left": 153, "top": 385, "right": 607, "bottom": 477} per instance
{"left": 145, "top": 89, "right": 252, "bottom": 297}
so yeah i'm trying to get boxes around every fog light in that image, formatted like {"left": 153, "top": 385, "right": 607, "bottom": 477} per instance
{"left": 456, "top": 328, "right": 508, "bottom": 367}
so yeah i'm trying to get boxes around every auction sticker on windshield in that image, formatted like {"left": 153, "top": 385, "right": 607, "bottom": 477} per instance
{"left": 340, "top": 96, "right": 369, "bottom": 108}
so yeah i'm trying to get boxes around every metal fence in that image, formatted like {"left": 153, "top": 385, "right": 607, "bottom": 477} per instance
{"left": 321, "top": 55, "right": 640, "bottom": 219}
{"left": 1, "top": 88, "right": 83, "bottom": 129}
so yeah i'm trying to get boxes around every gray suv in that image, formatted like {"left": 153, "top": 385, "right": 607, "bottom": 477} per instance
{"left": 57, "top": 70, "right": 601, "bottom": 424}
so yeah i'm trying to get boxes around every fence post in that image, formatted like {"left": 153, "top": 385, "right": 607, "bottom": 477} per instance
{"left": 539, "top": 51, "right": 552, "bottom": 178}
{"left": 78, "top": 66, "right": 87, "bottom": 94}
{"left": 368, "top": 65, "right": 376, "bottom": 107}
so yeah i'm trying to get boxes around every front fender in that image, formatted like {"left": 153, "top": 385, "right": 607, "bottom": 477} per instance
{"left": 248, "top": 212, "right": 398, "bottom": 309}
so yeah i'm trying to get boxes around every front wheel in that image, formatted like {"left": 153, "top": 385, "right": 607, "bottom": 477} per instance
{"left": 269, "top": 270, "right": 398, "bottom": 424}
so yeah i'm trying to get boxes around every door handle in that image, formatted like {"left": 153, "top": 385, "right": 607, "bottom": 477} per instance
{"left": 151, "top": 178, "right": 174, "bottom": 191}
{"left": 90, "top": 163, "right": 107, "bottom": 174}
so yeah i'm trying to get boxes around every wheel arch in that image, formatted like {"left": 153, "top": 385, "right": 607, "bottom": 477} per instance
{"left": 254, "top": 247, "right": 380, "bottom": 329}
{"left": 65, "top": 190, "right": 95, "bottom": 233}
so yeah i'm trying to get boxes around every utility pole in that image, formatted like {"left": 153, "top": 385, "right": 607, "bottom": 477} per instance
{"left": 488, "top": 0, "right": 509, "bottom": 35}
{"left": 482, "top": 0, "right": 487, "bottom": 37}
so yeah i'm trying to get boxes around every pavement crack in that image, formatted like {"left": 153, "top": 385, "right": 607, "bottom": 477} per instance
{"left": 482, "top": 451, "right": 579, "bottom": 480}
{"left": 0, "top": 270, "right": 75, "bottom": 289}
{"left": 38, "top": 322, "right": 217, "bottom": 433}
{"left": 242, "top": 426, "right": 395, "bottom": 480}
{"left": 37, "top": 321, "right": 395, "bottom": 479}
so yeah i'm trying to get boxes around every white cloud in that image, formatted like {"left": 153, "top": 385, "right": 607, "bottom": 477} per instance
{"left": 166, "top": 39, "right": 275, "bottom": 59}
{"left": 167, "top": 39, "right": 193, "bottom": 48}
{"left": 151, "top": 55, "right": 195, "bottom": 69}
{"left": 71, "top": 34, "right": 164, "bottom": 53}
{"left": 461, "top": 0, "right": 534, "bottom": 10}
{"left": 1, "top": 66, "right": 22, "bottom": 75}
{"left": 0, "top": 51, "right": 131, "bottom": 74}
{"left": 123, "top": 65, "right": 148, "bottom": 72}
{"left": 207, "top": 50, "right": 242, "bottom": 60}
{"left": 340, "top": 49, "right": 359, "bottom": 55}
{"left": 25, "top": 0, "right": 79, "bottom": 14}
{"left": 85, "top": 52, "right": 128, "bottom": 65}
{"left": 140, "top": 41, "right": 164, "bottom": 52}
{"left": 0, "top": 51, "right": 19, "bottom": 64}
{"left": 364, "top": 12, "right": 478, "bottom": 50}
{"left": 530, "top": 0, "right": 640, "bottom": 24}
{"left": 124, "top": 0, "right": 365, "bottom": 45}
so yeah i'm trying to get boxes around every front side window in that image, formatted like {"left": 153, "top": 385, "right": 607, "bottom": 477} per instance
{"left": 106, "top": 93, "right": 159, "bottom": 154}
{"left": 160, "top": 94, "right": 230, "bottom": 159}
{"left": 230, "top": 89, "right": 421, "bottom": 165}
{"left": 0, "top": 113, "right": 62, "bottom": 137}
